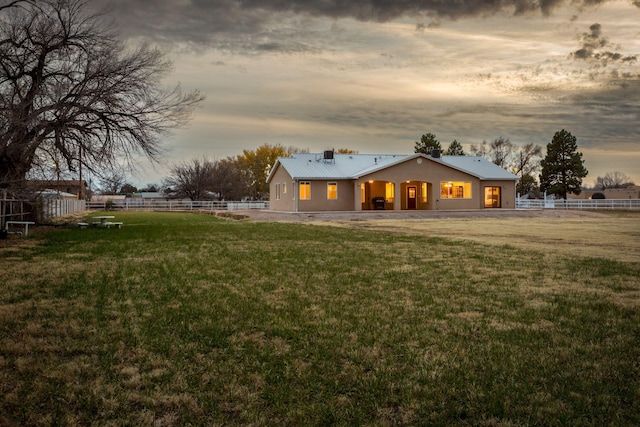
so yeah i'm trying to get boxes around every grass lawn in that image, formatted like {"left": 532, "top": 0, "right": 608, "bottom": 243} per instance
{"left": 1, "top": 211, "right": 639, "bottom": 425}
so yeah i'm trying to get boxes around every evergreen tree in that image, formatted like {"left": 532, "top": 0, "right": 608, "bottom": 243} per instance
{"left": 516, "top": 173, "right": 538, "bottom": 196}
{"left": 414, "top": 133, "right": 442, "bottom": 154}
{"left": 539, "top": 130, "right": 588, "bottom": 199}
{"left": 445, "top": 140, "right": 465, "bottom": 156}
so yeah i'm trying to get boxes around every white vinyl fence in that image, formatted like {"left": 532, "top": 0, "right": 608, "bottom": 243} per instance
{"left": 1, "top": 197, "right": 87, "bottom": 226}
{"left": 517, "top": 198, "right": 640, "bottom": 210}
{"left": 41, "top": 199, "right": 86, "bottom": 220}
{"left": 86, "top": 199, "right": 269, "bottom": 211}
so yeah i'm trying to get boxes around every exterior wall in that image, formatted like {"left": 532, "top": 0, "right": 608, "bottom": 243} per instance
{"left": 360, "top": 158, "right": 486, "bottom": 210}
{"left": 268, "top": 165, "right": 296, "bottom": 212}
{"left": 297, "top": 179, "right": 354, "bottom": 211}
{"left": 270, "top": 156, "right": 517, "bottom": 211}
{"left": 480, "top": 180, "right": 517, "bottom": 209}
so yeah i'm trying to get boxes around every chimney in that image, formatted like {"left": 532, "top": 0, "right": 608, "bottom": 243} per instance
{"left": 323, "top": 150, "right": 334, "bottom": 160}
{"left": 431, "top": 149, "right": 441, "bottom": 158}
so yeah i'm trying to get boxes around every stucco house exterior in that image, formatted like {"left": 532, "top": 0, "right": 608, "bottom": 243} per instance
{"left": 266, "top": 150, "right": 519, "bottom": 212}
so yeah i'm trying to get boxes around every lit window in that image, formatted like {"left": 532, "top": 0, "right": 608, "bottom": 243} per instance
{"left": 282, "top": 182, "right": 286, "bottom": 194}
{"left": 360, "top": 183, "right": 365, "bottom": 203}
{"left": 484, "top": 186, "right": 501, "bottom": 208}
{"left": 385, "top": 182, "right": 395, "bottom": 202}
{"left": 300, "top": 181, "right": 311, "bottom": 200}
{"left": 327, "top": 182, "right": 337, "bottom": 200}
{"left": 421, "top": 182, "right": 427, "bottom": 203}
{"left": 440, "top": 181, "right": 471, "bottom": 199}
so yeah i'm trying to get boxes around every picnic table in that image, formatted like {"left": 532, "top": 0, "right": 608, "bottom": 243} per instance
{"left": 90, "top": 216, "right": 123, "bottom": 228}
{"left": 92, "top": 215, "right": 115, "bottom": 227}
{"left": 5, "top": 220, "right": 36, "bottom": 236}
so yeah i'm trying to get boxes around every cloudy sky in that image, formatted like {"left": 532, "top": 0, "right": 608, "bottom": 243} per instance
{"left": 101, "top": 0, "right": 640, "bottom": 187}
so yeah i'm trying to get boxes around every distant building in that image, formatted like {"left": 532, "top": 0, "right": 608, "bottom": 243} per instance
{"left": 90, "top": 194, "right": 127, "bottom": 203}
{"left": 37, "top": 189, "right": 78, "bottom": 200}
{"left": 572, "top": 186, "right": 640, "bottom": 200}
{"left": 131, "top": 192, "right": 165, "bottom": 200}
{"left": 30, "top": 180, "right": 88, "bottom": 199}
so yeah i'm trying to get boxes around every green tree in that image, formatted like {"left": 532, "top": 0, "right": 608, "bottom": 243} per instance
{"left": 539, "top": 130, "right": 588, "bottom": 199}
{"left": 445, "top": 140, "right": 465, "bottom": 156}
{"left": 120, "top": 183, "right": 138, "bottom": 196}
{"left": 414, "top": 133, "right": 442, "bottom": 154}
{"left": 516, "top": 173, "right": 539, "bottom": 196}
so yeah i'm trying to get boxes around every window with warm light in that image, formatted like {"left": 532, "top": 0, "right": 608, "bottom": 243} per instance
{"left": 421, "top": 183, "right": 427, "bottom": 203}
{"left": 440, "top": 181, "right": 471, "bottom": 199}
{"left": 385, "top": 182, "right": 395, "bottom": 202}
{"left": 282, "top": 182, "right": 286, "bottom": 194}
{"left": 484, "top": 186, "right": 501, "bottom": 208}
{"left": 360, "top": 183, "right": 365, "bottom": 203}
{"left": 327, "top": 182, "right": 337, "bottom": 199}
{"left": 300, "top": 181, "right": 311, "bottom": 200}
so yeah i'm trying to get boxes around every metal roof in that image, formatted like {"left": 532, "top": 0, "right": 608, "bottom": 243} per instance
{"left": 268, "top": 152, "right": 518, "bottom": 182}
{"left": 437, "top": 156, "right": 520, "bottom": 180}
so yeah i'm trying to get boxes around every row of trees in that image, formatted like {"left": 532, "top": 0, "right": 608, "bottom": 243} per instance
{"left": 414, "top": 130, "right": 592, "bottom": 199}
{"left": 99, "top": 146, "right": 364, "bottom": 201}
{"left": 159, "top": 130, "right": 589, "bottom": 201}
{"left": 163, "top": 144, "right": 295, "bottom": 201}
{"left": 115, "top": 131, "right": 631, "bottom": 202}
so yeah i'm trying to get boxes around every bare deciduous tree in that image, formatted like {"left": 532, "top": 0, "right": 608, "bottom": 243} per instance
{"left": 594, "top": 171, "right": 634, "bottom": 189}
{"left": 470, "top": 137, "right": 515, "bottom": 169}
{"left": 0, "top": 0, "right": 204, "bottom": 193}
{"left": 470, "top": 138, "right": 543, "bottom": 195}
{"left": 164, "top": 158, "right": 216, "bottom": 201}
{"left": 98, "top": 170, "right": 127, "bottom": 195}
{"left": 513, "top": 143, "right": 543, "bottom": 194}
{"left": 210, "top": 157, "right": 246, "bottom": 201}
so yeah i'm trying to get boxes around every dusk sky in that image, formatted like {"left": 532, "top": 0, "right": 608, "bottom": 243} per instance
{"left": 100, "top": 0, "right": 640, "bottom": 187}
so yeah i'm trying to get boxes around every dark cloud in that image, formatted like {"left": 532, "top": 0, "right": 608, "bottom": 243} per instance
{"left": 102, "top": 0, "right": 637, "bottom": 46}
{"left": 570, "top": 23, "right": 638, "bottom": 65}
{"left": 235, "top": 0, "right": 585, "bottom": 21}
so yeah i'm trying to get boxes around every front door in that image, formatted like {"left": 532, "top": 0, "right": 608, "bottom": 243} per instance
{"left": 407, "top": 186, "right": 417, "bottom": 209}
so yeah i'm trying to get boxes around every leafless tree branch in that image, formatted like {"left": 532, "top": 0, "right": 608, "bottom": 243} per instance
{"left": 0, "top": 0, "right": 204, "bottom": 192}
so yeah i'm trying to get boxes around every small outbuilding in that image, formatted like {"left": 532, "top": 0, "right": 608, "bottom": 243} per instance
{"left": 267, "top": 151, "right": 519, "bottom": 212}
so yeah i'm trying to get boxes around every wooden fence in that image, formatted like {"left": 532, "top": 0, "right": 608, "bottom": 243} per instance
{"left": 0, "top": 198, "right": 32, "bottom": 229}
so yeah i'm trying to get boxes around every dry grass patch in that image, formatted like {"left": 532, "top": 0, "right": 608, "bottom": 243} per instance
{"left": 328, "top": 214, "right": 640, "bottom": 262}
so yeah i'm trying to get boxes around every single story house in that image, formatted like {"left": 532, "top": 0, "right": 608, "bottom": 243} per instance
{"left": 266, "top": 150, "right": 519, "bottom": 212}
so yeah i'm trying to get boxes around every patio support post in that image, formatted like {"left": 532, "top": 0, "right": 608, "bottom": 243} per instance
{"left": 394, "top": 181, "right": 402, "bottom": 211}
